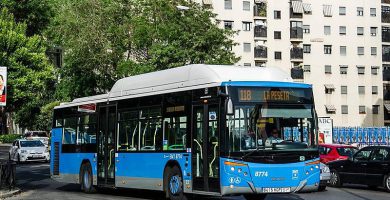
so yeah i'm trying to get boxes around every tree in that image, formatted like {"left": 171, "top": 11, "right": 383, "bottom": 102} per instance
{"left": 48, "top": 0, "right": 239, "bottom": 100}
{"left": 0, "top": 8, "right": 56, "bottom": 131}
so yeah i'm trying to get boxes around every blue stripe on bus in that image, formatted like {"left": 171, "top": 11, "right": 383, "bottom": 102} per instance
{"left": 221, "top": 81, "right": 312, "bottom": 88}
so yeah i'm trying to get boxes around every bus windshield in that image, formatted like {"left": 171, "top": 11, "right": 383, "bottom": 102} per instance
{"left": 227, "top": 104, "right": 316, "bottom": 152}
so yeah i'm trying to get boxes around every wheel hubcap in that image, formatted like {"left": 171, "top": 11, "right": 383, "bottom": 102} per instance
{"left": 169, "top": 175, "right": 180, "bottom": 195}
{"left": 386, "top": 176, "right": 390, "bottom": 190}
{"left": 330, "top": 172, "right": 338, "bottom": 185}
{"left": 84, "top": 169, "right": 90, "bottom": 188}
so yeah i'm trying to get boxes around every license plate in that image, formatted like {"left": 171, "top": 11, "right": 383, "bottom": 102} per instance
{"left": 262, "top": 187, "right": 291, "bottom": 193}
{"left": 32, "top": 155, "right": 42, "bottom": 158}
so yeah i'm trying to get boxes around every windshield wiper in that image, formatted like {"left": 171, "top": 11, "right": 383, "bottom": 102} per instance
{"left": 241, "top": 146, "right": 263, "bottom": 160}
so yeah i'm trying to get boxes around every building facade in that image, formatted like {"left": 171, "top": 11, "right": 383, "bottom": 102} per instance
{"left": 194, "top": 0, "right": 385, "bottom": 127}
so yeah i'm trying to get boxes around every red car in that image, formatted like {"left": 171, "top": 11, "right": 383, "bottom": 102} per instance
{"left": 319, "top": 144, "right": 358, "bottom": 164}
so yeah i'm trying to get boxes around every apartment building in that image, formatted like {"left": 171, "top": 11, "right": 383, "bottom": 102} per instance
{"left": 194, "top": 0, "right": 384, "bottom": 127}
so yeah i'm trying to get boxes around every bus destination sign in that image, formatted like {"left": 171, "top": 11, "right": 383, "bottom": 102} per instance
{"left": 238, "top": 88, "right": 307, "bottom": 103}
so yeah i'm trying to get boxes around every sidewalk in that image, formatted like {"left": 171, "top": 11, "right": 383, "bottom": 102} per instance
{"left": 0, "top": 188, "right": 20, "bottom": 199}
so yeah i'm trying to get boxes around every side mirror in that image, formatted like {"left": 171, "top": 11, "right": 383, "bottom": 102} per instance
{"left": 227, "top": 98, "right": 234, "bottom": 116}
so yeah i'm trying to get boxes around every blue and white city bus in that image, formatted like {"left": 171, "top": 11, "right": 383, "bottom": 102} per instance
{"left": 51, "top": 64, "right": 320, "bottom": 200}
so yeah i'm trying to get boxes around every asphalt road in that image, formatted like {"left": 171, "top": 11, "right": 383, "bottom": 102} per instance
{"left": 3, "top": 162, "right": 389, "bottom": 200}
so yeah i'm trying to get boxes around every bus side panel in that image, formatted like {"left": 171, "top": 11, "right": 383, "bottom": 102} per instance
{"left": 59, "top": 153, "right": 96, "bottom": 184}
{"left": 115, "top": 152, "right": 191, "bottom": 191}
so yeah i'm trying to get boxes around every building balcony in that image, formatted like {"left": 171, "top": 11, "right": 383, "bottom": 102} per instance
{"left": 291, "top": 67, "right": 304, "bottom": 79}
{"left": 254, "top": 26, "right": 267, "bottom": 38}
{"left": 290, "top": 47, "right": 303, "bottom": 60}
{"left": 384, "top": 69, "right": 390, "bottom": 81}
{"left": 253, "top": 3, "right": 267, "bottom": 18}
{"left": 383, "top": 31, "right": 390, "bottom": 42}
{"left": 383, "top": 0, "right": 390, "bottom": 4}
{"left": 254, "top": 46, "right": 267, "bottom": 59}
{"left": 290, "top": 27, "right": 303, "bottom": 40}
{"left": 383, "top": 53, "right": 390, "bottom": 62}
{"left": 382, "top": 12, "right": 390, "bottom": 23}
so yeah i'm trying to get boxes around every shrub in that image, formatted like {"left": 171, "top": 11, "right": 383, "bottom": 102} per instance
{"left": 0, "top": 134, "right": 22, "bottom": 143}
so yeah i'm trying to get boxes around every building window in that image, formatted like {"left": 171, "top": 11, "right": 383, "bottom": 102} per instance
{"left": 243, "top": 43, "right": 251, "bottom": 52}
{"left": 340, "top": 46, "right": 347, "bottom": 56}
{"left": 325, "top": 65, "right": 332, "bottom": 74}
{"left": 339, "top": 6, "right": 346, "bottom": 15}
{"left": 372, "top": 105, "right": 379, "bottom": 114}
{"left": 357, "top": 7, "right": 364, "bottom": 16}
{"left": 339, "top": 26, "right": 346, "bottom": 35}
{"left": 274, "top": 10, "right": 281, "bottom": 19}
{"left": 243, "top": 1, "right": 250, "bottom": 11}
{"left": 341, "top": 86, "right": 347, "bottom": 94}
{"left": 323, "top": 5, "right": 332, "bottom": 17}
{"left": 358, "top": 86, "right": 365, "bottom": 94}
{"left": 357, "top": 47, "right": 364, "bottom": 55}
{"left": 224, "top": 0, "right": 232, "bottom": 10}
{"left": 357, "top": 66, "right": 365, "bottom": 75}
{"left": 372, "top": 86, "right": 378, "bottom": 94}
{"left": 224, "top": 21, "right": 233, "bottom": 30}
{"left": 303, "top": 65, "right": 311, "bottom": 72}
{"left": 371, "top": 66, "right": 379, "bottom": 75}
{"left": 341, "top": 105, "right": 348, "bottom": 114}
{"left": 303, "top": 25, "right": 310, "bottom": 33}
{"left": 340, "top": 65, "right": 348, "bottom": 74}
{"left": 370, "top": 27, "right": 377, "bottom": 36}
{"left": 325, "top": 84, "right": 335, "bottom": 94}
{"left": 274, "top": 31, "right": 281, "bottom": 39}
{"left": 324, "top": 45, "right": 332, "bottom": 54}
{"left": 371, "top": 47, "right": 377, "bottom": 55}
{"left": 242, "top": 22, "right": 252, "bottom": 31}
{"left": 275, "top": 51, "right": 282, "bottom": 60}
{"left": 243, "top": 63, "right": 251, "bottom": 67}
{"left": 359, "top": 106, "right": 366, "bottom": 114}
{"left": 303, "top": 44, "right": 311, "bottom": 53}
{"left": 357, "top": 27, "right": 364, "bottom": 35}
{"left": 370, "top": 8, "right": 376, "bottom": 17}
{"left": 324, "top": 26, "right": 331, "bottom": 35}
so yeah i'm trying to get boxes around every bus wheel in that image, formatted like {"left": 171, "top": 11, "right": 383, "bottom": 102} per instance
{"left": 166, "top": 166, "right": 186, "bottom": 200}
{"left": 243, "top": 194, "right": 267, "bottom": 200}
{"left": 80, "top": 162, "right": 94, "bottom": 193}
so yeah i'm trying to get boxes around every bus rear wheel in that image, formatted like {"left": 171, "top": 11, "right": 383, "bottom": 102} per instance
{"left": 165, "top": 166, "right": 186, "bottom": 200}
{"left": 243, "top": 194, "right": 267, "bottom": 200}
{"left": 80, "top": 162, "right": 94, "bottom": 193}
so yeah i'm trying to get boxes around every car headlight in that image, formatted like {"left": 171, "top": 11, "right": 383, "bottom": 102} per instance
{"left": 20, "top": 150, "right": 27, "bottom": 154}
{"left": 321, "top": 165, "right": 330, "bottom": 173}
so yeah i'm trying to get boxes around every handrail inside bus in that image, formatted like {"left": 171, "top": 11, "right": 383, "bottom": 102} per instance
{"left": 209, "top": 141, "right": 218, "bottom": 177}
{"left": 194, "top": 139, "right": 202, "bottom": 159}
{"left": 142, "top": 122, "right": 150, "bottom": 148}
{"left": 153, "top": 124, "right": 159, "bottom": 147}
{"left": 131, "top": 124, "right": 138, "bottom": 150}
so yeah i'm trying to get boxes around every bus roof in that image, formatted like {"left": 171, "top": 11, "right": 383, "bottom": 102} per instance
{"left": 55, "top": 64, "right": 311, "bottom": 109}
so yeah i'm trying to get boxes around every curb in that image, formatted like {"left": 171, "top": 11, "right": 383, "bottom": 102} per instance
{"left": 0, "top": 188, "right": 21, "bottom": 199}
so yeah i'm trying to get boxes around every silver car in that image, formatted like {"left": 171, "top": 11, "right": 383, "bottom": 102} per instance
{"left": 319, "top": 162, "right": 331, "bottom": 191}
{"left": 9, "top": 139, "right": 50, "bottom": 163}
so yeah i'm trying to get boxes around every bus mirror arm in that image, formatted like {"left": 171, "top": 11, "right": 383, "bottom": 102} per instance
{"left": 226, "top": 98, "right": 234, "bottom": 116}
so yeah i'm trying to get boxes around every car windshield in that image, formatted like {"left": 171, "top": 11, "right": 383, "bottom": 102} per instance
{"left": 25, "top": 132, "right": 47, "bottom": 137}
{"left": 20, "top": 140, "right": 44, "bottom": 147}
{"left": 337, "top": 147, "right": 357, "bottom": 157}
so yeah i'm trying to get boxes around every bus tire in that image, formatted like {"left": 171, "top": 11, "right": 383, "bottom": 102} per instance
{"left": 80, "top": 162, "right": 94, "bottom": 193}
{"left": 243, "top": 194, "right": 267, "bottom": 200}
{"left": 165, "top": 165, "right": 186, "bottom": 200}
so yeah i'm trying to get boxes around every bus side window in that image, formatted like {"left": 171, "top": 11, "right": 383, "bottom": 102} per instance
{"left": 163, "top": 116, "right": 187, "bottom": 151}
{"left": 63, "top": 117, "right": 77, "bottom": 145}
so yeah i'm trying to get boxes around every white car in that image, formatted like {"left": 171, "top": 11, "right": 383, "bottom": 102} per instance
{"left": 319, "top": 162, "right": 331, "bottom": 191}
{"left": 9, "top": 139, "right": 50, "bottom": 163}
{"left": 24, "top": 131, "right": 49, "bottom": 147}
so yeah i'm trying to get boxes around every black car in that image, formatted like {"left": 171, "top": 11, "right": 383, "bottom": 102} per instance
{"left": 327, "top": 146, "right": 390, "bottom": 192}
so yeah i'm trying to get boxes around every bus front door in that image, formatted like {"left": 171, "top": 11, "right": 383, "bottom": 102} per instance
{"left": 97, "top": 105, "right": 116, "bottom": 187}
{"left": 192, "top": 103, "right": 220, "bottom": 192}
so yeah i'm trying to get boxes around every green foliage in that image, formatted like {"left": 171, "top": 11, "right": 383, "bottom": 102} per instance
{"left": 0, "top": 8, "right": 56, "bottom": 128}
{"left": 0, "top": 134, "right": 21, "bottom": 143}
{"left": 33, "top": 101, "right": 60, "bottom": 131}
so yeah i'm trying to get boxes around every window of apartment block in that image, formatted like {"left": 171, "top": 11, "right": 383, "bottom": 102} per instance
{"left": 275, "top": 52, "right": 282, "bottom": 60}
{"left": 242, "top": 22, "right": 252, "bottom": 31}
{"left": 243, "top": 1, "right": 250, "bottom": 11}
{"left": 303, "top": 44, "right": 311, "bottom": 53}
{"left": 323, "top": 5, "right": 332, "bottom": 17}
{"left": 339, "top": 6, "right": 346, "bottom": 15}
{"left": 274, "top": 31, "right": 281, "bottom": 39}
{"left": 370, "top": 8, "right": 376, "bottom": 17}
{"left": 371, "top": 66, "right": 379, "bottom": 75}
{"left": 341, "top": 86, "right": 347, "bottom": 94}
{"left": 224, "top": 21, "right": 233, "bottom": 30}
{"left": 357, "top": 7, "right": 364, "bottom": 16}
{"left": 339, "top": 26, "right": 346, "bottom": 35}
{"left": 357, "top": 27, "right": 364, "bottom": 35}
{"left": 274, "top": 10, "right": 281, "bottom": 19}
{"left": 341, "top": 105, "right": 348, "bottom": 114}
{"left": 325, "top": 84, "right": 335, "bottom": 94}
{"left": 324, "top": 45, "right": 332, "bottom": 54}
{"left": 303, "top": 25, "right": 310, "bottom": 33}
{"left": 325, "top": 65, "right": 332, "bottom": 74}
{"left": 357, "top": 47, "right": 364, "bottom": 55}
{"left": 324, "top": 26, "right": 331, "bottom": 35}
{"left": 340, "top": 46, "right": 347, "bottom": 56}
{"left": 358, "top": 86, "right": 365, "bottom": 94}
{"left": 243, "top": 63, "right": 251, "bottom": 67}
{"left": 359, "top": 106, "right": 366, "bottom": 114}
{"left": 340, "top": 65, "right": 348, "bottom": 74}
{"left": 372, "top": 105, "right": 379, "bottom": 114}
{"left": 370, "top": 27, "right": 377, "bottom": 36}
{"left": 243, "top": 43, "right": 251, "bottom": 52}
{"left": 224, "top": 0, "right": 232, "bottom": 10}
{"left": 357, "top": 66, "right": 365, "bottom": 74}
{"left": 371, "top": 47, "right": 377, "bottom": 55}
{"left": 304, "top": 65, "right": 311, "bottom": 72}
{"left": 372, "top": 86, "right": 378, "bottom": 94}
